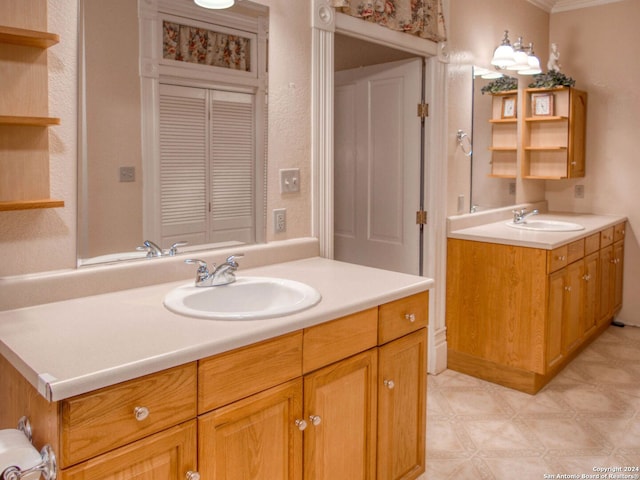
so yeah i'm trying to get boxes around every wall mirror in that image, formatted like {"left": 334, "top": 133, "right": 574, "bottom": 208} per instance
{"left": 78, "top": 0, "right": 268, "bottom": 266}
{"left": 469, "top": 66, "right": 517, "bottom": 212}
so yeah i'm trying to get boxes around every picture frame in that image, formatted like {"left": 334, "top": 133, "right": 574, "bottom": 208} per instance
{"left": 531, "top": 92, "right": 554, "bottom": 117}
{"left": 501, "top": 96, "right": 517, "bottom": 119}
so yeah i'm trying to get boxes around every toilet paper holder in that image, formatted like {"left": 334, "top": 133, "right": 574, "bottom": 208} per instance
{"left": 1, "top": 417, "right": 56, "bottom": 480}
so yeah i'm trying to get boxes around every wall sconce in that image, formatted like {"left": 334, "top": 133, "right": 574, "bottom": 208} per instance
{"left": 194, "top": 0, "right": 235, "bottom": 9}
{"left": 490, "top": 30, "right": 542, "bottom": 76}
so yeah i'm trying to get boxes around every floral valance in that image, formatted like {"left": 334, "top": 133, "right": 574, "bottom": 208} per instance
{"left": 163, "top": 21, "right": 251, "bottom": 72}
{"left": 331, "top": 0, "right": 447, "bottom": 43}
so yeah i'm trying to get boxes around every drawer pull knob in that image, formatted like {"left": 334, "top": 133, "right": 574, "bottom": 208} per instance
{"left": 583, "top": 274, "right": 591, "bottom": 281}
{"left": 134, "top": 406, "right": 150, "bottom": 421}
{"left": 557, "top": 255, "right": 566, "bottom": 261}
{"left": 309, "top": 415, "right": 322, "bottom": 426}
{"left": 405, "top": 313, "right": 416, "bottom": 323}
{"left": 383, "top": 379, "right": 395, "bottom": 390}
{"left": 186, "top": 471, "right": 201, "bottom": 480}
{"left": 295, "top": 419, "right": 308, "bottom": 431}
{"left": 564, "top": 286, "right": 572, "bottom": 292}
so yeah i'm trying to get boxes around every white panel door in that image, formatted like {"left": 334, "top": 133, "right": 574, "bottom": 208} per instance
{"left": 334, "top": 58, "right": 422, "bottom": 275}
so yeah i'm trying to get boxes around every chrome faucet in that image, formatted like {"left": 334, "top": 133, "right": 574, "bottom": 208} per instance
{"left": 137, "top": 240, "right": 187, "bottom": 258}
{"left": 512, "top": 208, "right": 539, "bottom": 224}
{"left": 185, "top": 254, "right": 244, "bottom": 287}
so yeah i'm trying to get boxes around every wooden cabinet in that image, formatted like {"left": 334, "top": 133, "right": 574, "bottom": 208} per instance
{"left": 59, "top": 421, "right": 198, "bottom": 480}
{"left": 198, "top": 379, "right": 303, "bottom": 480}
{"left": 488, "top": 91, "right": 518, "bottom": 178}
{"left": 303, "top": 350, "right": 378, "bottom": 480}
{"left": 0, "top": 291, "right": 429, "bottom": 480}
{"left": 522, "top": 87, "right": 587, "bottom": 179}
{"left": 377, "top": 329, "right": 427, "bottom": 480}
{"left": 0, "top": 3, "right": 64, "bottom": 211}
{"left": 447, "top": 223, "right": 624, "bottom": 394}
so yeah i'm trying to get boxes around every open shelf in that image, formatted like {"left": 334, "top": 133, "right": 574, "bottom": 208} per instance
{"left": 0, "top": 25, "right": 59, "bottom": 48}
{"left": 0, "top": 115, "right": 60, "bottom": 126}
{"left": 0, "top": 199, "right": 65, "bottom": 211}
{"left": 525, "top": 116, "right": 568, "bottom": 122}
{"left": 489, "top": 118, "right": 517, "bottom": 124}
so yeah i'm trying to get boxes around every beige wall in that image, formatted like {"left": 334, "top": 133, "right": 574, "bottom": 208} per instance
{"left": 546, "top": 0, "right": 639, "bottom": 324}
{"left": 0, "top": 0, "right": 312, "bottom": 277}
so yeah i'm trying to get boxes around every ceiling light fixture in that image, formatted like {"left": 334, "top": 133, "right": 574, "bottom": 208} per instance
{"left": 194, "top": 0, "right": 235, "bottom": 9}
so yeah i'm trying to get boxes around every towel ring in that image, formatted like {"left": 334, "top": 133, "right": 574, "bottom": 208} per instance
{"left": 456, "top": 129, "right": 472, "bottom": 157}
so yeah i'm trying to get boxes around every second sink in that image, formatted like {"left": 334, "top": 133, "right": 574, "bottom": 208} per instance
{"left": 506, "top": 220, "right": 585, "bottom": 232}
{"left": 164, "top": 276, "right": 322, "bottom": 320}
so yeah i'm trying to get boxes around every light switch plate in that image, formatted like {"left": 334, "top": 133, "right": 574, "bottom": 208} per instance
{"left": 280, "top": 168, "right": 300, "bottom": 193}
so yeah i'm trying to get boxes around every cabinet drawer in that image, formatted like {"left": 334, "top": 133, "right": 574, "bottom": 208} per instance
{"left": 584, "top": 233, "right": 600, "bottom": 255}
{"left": 378, "top": 291, "right": 429, "bottom": 345}
{"left": 601, "top": 227, "right": 614, "bottom": 247}
{"left": 199, "top": 332, "right": 302, "bottom": 413}
{"left": 614, "top": 222, "right": 626, "bottom": 242}
{"left": 566, "top": 239, "right": 584, "bottom": 264}
{"left": 60, "top": 362, "right": 197, "bottom": 467}
{"left": 547, "top": 245, "right": 568, "bottom": 273}
{"left": 303, "top": 308, "right": 378, "bottom": 373}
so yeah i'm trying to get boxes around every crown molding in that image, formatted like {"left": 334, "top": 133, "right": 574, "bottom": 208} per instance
{"left": 526, "top": 0, "right": 624, "bottom": 13}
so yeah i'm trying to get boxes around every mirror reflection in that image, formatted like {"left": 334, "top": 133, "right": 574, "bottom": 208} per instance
{"left": 78, "top": 0, "right": 268, "bottom": 265}
{"left": 469, "top": 66, "right": 517, "bottom": 212}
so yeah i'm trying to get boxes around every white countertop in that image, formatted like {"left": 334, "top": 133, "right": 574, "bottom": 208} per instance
{"left": 0, "top": 257, "right": 433, "bottom": 402}
{"left": 448, "top": 212, "right": 626, "bottom": 249}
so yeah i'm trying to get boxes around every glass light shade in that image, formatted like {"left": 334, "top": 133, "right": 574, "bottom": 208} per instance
{"left": 194, "top": 0, "right": 235, "bottom": 8}
{"left": 481, "top": 71, "right": 503, "bottom": 79}
{"left": 507, "top": 50, "right": 530, "bottom": 71}
{"left": 491, "top": 44, "right": 515, "bottom": 67}
{"left": 518, "top": 55, "right": 542, "bottom": 75}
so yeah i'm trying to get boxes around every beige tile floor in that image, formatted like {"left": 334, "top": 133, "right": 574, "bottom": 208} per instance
{"left": 426, "top": 325, "right": 640, "bottom": 480}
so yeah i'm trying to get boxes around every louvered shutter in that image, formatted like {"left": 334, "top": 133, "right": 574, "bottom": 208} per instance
{"left": 210, "top": 91, "right": 255, "bottom": 243}
{"left": 159, "top": 84, "right": 208, "bottom": 246}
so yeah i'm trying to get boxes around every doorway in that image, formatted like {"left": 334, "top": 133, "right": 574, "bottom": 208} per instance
{"left": 333, "top": 34, "right": 425, "bottom": 275}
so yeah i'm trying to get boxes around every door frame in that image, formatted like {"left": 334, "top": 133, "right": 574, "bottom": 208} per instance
{"left": 311, "top": 1, "right": 449, "bottom": 374}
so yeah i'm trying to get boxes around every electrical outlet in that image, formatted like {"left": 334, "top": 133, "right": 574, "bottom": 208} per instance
{"left": 119, "top": 166, "right": 135, "bottom": 182}
{"left": 509, "top": 182, "right": 516, "bottom": 195}
{"left": 280, "top": 169, "right": 300, "bottom": 193}
{"left": 273, "top": 208, "right": 286, "bottom": 233}
{"left": 575, "top": 184, "right": 585, "bottom": 198}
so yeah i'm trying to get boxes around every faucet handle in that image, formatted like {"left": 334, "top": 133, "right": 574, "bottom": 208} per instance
{"left": 168, "top": 241, "right": 188, "bottom": 256}
{"left": 185, "top": 258, "right": 208, "bottom": 270}
{"left": 185, "top": 259, "right": 210, "bottom": 285}
{"left": 225, "top": 254, "right": 244, "bottom": 267}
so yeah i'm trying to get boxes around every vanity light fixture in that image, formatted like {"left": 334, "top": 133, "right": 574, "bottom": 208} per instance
{"left": 490, "top": 30, "right": 515, "bottom": 68}
{"left": 491, "top": 31, "right": 542, "bottom": 76}
{"left": 194, "top": 0, "right": 235, "bottom": 9}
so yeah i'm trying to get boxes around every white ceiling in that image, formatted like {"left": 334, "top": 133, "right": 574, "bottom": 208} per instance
{"left": 527, "top": 0, "right": 625, "bottom": 13}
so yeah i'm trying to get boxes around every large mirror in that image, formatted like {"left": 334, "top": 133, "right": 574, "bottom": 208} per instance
{"left": 78, "top": 0, "right": 268, "bottom": 265}
{"left": 469, "top": 66, "right": 517, "bottom": 212}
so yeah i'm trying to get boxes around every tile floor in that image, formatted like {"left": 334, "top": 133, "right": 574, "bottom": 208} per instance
{"left": 426, "top": 325, "right": 640, "bottom": 480}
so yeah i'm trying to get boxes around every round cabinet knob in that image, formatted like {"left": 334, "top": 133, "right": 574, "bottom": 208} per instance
{"left": 186, "top": 471, "right": 201, "bottom": 480}
{"left": 564, "top": 286, "right": 572, "bottom": 292}
{"left": 405, "top": 313, "right": 416, "bottom": 323}
{"left": 583, "top": 274, "right": 591, "bottom": 281}
{"left": 309, "top": 415, "right": 322, "bottom": 426}
{"left": 295, "top": 419, "right": 308, "bottom": 431}
{"left": 383, "top": 379, "right": 395, "bottom": 390}
{"left": 134, "top": 406, "right": 150, "bottom": 421}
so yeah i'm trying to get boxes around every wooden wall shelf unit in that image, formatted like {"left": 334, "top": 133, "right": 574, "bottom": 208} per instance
{"left": 0, "top": 6, "right": 64, "bottom": 212}
{"left": 522, "top": 86, "right": 587, "bottom": 179}
{"left": 488, "top": 90, "right": 518, "bottom": 179}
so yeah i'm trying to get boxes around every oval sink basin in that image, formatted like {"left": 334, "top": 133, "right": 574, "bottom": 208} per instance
{"left": 506, "top": 220, "right": 585, "bottom": 232}
{"left": 164, "top": 277, "right": 322, "bottom": 320}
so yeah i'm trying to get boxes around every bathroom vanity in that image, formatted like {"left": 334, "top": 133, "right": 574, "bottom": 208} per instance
{"left": 446, "top": 211, "right": 626, "bottom": 394}
{"left": 0, "top": 257, "right": 432, "bottom": 480}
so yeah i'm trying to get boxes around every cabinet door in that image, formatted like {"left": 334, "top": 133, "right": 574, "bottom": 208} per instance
{"left": 546, "top": 270, "right": 565, "bottom": 370}
{"left": 60, "top": 421, "right": 197, "bottom": 480}
{"left": 613, "top": 241, "right": 624, "bottom": 313}
{"left": 377, "top": 330, "right": 427, "bottom": 480}
{"left": 198, "top": 379, "right": 303, "bottom": 480}
{"left": 598, "top": 245, "right": 614, "bottom": 324}
{"left": 582, "top": 252, "right": 600, "bottom": 337}
{"left": 303, "top": 349, "right": 377, "bottom": 480}
{"left": 562, "top": 260, "right": 584, "bottom": 354}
